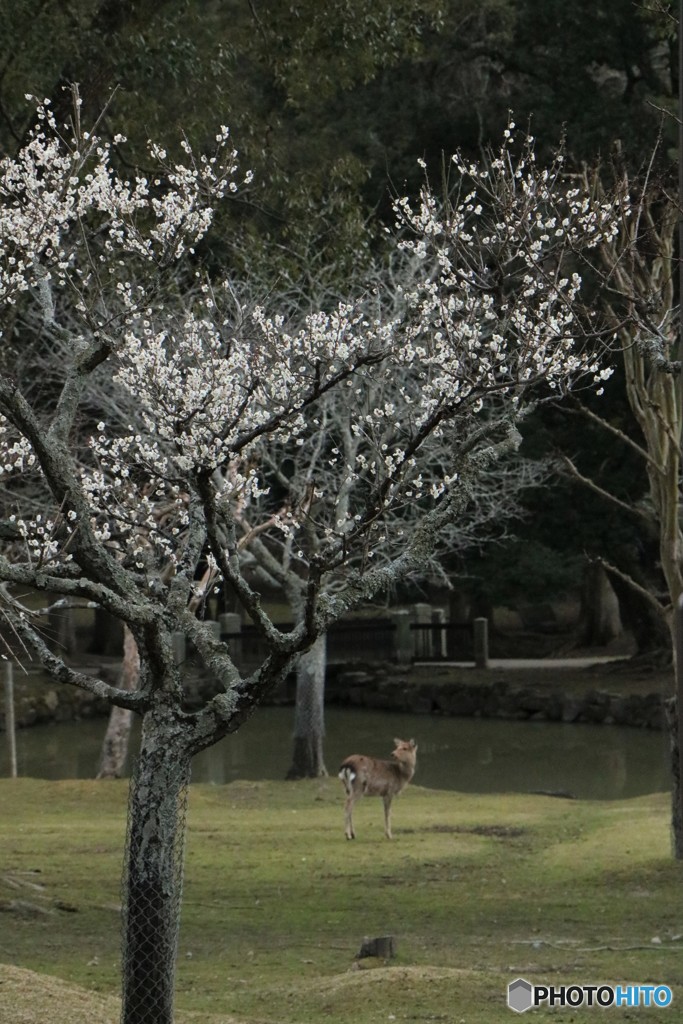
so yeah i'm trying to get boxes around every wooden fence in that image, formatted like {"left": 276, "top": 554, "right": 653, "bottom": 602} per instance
{"left": 185, "top": 616, "right": 479, "bottom": 669}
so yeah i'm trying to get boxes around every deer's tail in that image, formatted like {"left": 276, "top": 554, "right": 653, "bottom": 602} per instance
{"left": 338, "top": 764, "right": 356, "bottom": 795}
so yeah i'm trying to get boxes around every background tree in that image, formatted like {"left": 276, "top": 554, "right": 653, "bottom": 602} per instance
{"left": 0, "top": 0, "right": 668, "bottom": 283}
{"left": 1, "top": 0, "right": 677, "bottom": 763}
{"left": 557, "top": 165, "right": 681, "bottom": 660}
{"left": 0, "top": 98, "right": 620, "bottom": 1022}
{"left": 235, "top": 374, "right": 550, "bottom": 779}
{"left": 0, "top": 0, "right": 447, "bottom": 284}
{"left": 96, "top": 623, "right": 139, "bottom": 778}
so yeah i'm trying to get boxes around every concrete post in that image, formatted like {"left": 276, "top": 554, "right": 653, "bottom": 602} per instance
{"left": 412, "top": 602, "right": 433, "bottom": 658}
{"left": 390, "top": 610, "right": 412, "bottom": 665}
{"left": 473, "top": 617, "right": 489, "bottom": 669}
{"left": 432, "top": 608, "right": 448, "bottom": 659}
{"left": 218, "top": 612, "right": 242, "bottom": 637}
{"left": 205, "top": 620, "right": 221, "bottom": 642}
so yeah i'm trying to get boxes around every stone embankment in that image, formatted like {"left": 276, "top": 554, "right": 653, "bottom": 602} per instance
{"left": 322, "top": 662, "right": 667, "bottom": 730}
{"left": 2, "top": 672, "right": 111, "bottom": 729}
{"left": 0, "top": 658, "right": 670, "bottom": 731}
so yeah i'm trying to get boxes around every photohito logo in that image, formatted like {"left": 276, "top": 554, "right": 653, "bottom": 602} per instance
{"left": 507, "top": 978, "right": 673, "bottom": 1013}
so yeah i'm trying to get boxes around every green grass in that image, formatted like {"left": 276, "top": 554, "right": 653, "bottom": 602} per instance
{"left": 1, "top": 777, "right": 681, "bottom": 1023}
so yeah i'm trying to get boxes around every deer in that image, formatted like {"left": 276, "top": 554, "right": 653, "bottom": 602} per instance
{"left": 338, "top": 738, "right": 417, "bottom": 840}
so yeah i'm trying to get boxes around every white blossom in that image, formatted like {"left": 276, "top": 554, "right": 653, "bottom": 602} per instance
{"left": 0, "top": 105, "right": 620, "bottom": 591}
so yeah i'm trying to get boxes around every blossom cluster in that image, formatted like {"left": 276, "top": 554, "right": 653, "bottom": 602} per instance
{"left": 79, "top": 455, "right": 189, "bottom": 569}
{"left": 393, "top": 121, "right": 620, "bottom": 422}
{"left": 108, "top": 297, "right": 396, "bottom": 470}
{"left": 0, "top": 103, "right": 622, "bottom": 585}
{"left": 0, "top": 96, "right": 249, "bottom": 315}
{"left": 0, "top": 417, "right": 36, "bottom": 476}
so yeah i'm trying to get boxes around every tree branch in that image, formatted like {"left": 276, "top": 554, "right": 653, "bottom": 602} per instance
{"left": 0, "top": 556, "right": 156, "bottom": 626}
{"left": 598, "top": 557, "right": 670, "bottom": 620}
{"left": 6, "top": 606, "right": 148, "bottom": 710}
{"left": 0, "top": 376, "right": 139, "bottom": 599}
{"left": 196, "top": 474, "right": 303, "bottom": 651}
{"left": 562, "top": 399, "right": 656, "bottom": 469}
{"left": 557, "top": 454, "right": 655, "bottom": 525}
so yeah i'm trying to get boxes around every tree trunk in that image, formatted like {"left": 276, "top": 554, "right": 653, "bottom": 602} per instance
{"left": 581, "top": 561, "right": 622, "bottom": 646}
{"left": 121, "top": 706, "right": 191, "bottom": 1024}
{"left": 286, "top": 633, "right": 327, "bottom": 779}
{"left": 664, "top": 698, "right": 683, "bottom": 859}
{"left": 98, "top": 625, "right": 140, "bottom": 779}
{"left": 605, "top": 567, "right": 671, "bottom": 661}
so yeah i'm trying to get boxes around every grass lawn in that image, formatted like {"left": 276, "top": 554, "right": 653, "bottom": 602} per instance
{"left": 0, "top": 776, "right": 681, "bottom": 1022}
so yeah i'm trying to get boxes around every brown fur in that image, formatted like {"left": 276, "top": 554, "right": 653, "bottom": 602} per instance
{"left": 338, "top": 738, "right": 417, "bottom": 839}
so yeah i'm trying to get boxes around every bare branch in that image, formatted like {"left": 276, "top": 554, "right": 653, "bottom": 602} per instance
{"left": 6, "top": 606, "right": 147, "bottom": 710}
{"left": 562, "top": 399, "right": 655, "bottom": 469}
{"left": 557, "top": 454, "right": 655, "bottom": 524}
{"left": 599, "top": 557, "right": 670, "bottom": 620}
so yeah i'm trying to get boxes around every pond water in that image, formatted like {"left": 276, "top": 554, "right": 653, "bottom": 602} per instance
{"left": 5, "top": 705, "right": 671, "bottom": 800}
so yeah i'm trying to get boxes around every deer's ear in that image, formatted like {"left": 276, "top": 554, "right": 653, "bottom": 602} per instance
{"left": 393, "top": 738, "right": 403, "bottom": 746}
{"left": 409, "top": 739, "right": 416, "bottom": 748}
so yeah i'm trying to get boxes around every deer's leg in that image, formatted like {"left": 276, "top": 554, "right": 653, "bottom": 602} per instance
{"left": 383, "top": 795, "right": 393, "bottom": 839}
{"left": 344, "top": 792, "right": 357, "bottom": 840}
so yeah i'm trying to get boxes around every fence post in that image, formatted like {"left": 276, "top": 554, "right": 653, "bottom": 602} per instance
{"left": 205, "top": 620, "right": 221, "bottom": 642}
{"left": 473, "top": 617, "right": 489, "bottom": 669}
{"left": 432, "top": 608, "right": 448, "bottom": 659}
{"left": 4, "top": 661, "right": 17, "bottom": 778}
{"left": 219, "top": 612, "right": 241, "bottom": 637}
{"left": 390, "top": 610, "right": 412, "bottom": 665}
{"left": 412, "top": 603, "right": 433, "bottom": 658}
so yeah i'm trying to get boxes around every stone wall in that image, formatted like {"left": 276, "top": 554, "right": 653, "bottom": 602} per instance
{"left": 324, "top": 663, "right": 665, "bottom": 730}
{"left": 0, "top": 670, "right": 112, "bottom": 730}
{"left": 1, "top": 659, "right": 666, "bottom": 732}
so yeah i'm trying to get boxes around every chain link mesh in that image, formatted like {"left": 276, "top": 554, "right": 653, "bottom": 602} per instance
{"left": 120, "top": 757, "right": 190, "bottom": 1024}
